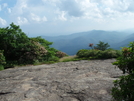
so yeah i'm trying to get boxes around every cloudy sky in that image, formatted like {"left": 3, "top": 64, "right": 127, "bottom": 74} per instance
{"left": 0, "top": 0, "right": 134, "bottom": 36}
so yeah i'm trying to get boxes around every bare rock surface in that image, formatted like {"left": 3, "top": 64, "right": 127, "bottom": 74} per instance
{"left": 0, "top": 59, "right": 123, "bottom": 101}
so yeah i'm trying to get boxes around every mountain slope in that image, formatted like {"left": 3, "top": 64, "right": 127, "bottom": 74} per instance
{"left": 42, "top": 30, "right": 131, "bottom": 55}
{"left": 115, "top": 33, "right": 134, "bottom": 49}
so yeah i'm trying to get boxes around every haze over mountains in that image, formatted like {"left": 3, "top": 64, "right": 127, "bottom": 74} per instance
{"left": 42, "top": 30, "right": 134, "bottom": 55}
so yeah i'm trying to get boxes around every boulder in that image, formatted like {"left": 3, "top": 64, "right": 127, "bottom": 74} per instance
{"left": 0, "top": 59, "right": 123, "bottom": 101}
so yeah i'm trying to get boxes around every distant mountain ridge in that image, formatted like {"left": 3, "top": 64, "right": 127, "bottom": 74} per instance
{"left": 42, "top": 30, "right": 134, "bottom": 55}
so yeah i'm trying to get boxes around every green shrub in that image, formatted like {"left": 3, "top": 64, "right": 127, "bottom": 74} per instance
{"left": 0, "top": 65, "right": 4, "bottom": 71}
{"left": 115, "top": 50, "right": 122, "bottom": 57}
{"left": 0, "top": 50, "right": 6, "bottom": 65}
{"left": 0, "top": 23, "right": 62, "bottom": 68}
{"left": 61, "top": 57, "right": 83, "bottom": 62}
{"left": 18, "top": 40, "right": 47, "bottom": 64}
{"left": 87, "top": 50, "right": 99, "bottom": 58}
{"left": 113, "top": 43, "right": 134, "bottom": 74}
{"left": 112, "top": 73, "right": 134, "bottom": 101}
{"left": 48, "top": 56, "right": 59, "bottom": 62}
{"left": 98, "top": 49, "right": 117, "bottom": 59}
{"left": 76, "top": 49, "right": 121, "bottom": 59}
{"left": 4, "top": 60, "right": 18, "bottom": 69}
{"left": 0, "top": 50, "right": 6, "bottom": 70}
{"left": 77, "top": 49, "right": 100, "bottom": 59}
{"left": 112, "top": 42, "right": 134, "bottom": 101}
{"left": 56, "top": 51, "right": 67, "bottom": 58}
{"left": 76, "top": 49, "right": 89, "bottom": 58}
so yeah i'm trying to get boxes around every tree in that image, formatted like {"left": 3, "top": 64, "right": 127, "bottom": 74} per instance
{"left": 95, "top": 41, "right": 110, "bottom": 51}
{"left": 0, "top": 23, "right": 48, "bottom": 67}
{"left": 0, "top": 23, "right": 66, "bottom": 68}
{"left": 0, "top": 23, "right": 30, "bottom": 61}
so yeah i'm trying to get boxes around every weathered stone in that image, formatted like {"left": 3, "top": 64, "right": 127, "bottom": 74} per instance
{"left": 0, "top": 59, "right": 123, "bottom": 101}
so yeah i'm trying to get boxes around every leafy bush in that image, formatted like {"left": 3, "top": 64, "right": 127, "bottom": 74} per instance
{"left": 0, "top": 50, "right": 6, "bottom": 70}
{"left": 115, "top": 50, "right": 122, "bottom": 57}
{"left": 98, "top": 49, "right": 118, "bottom": 59}
{"left": 76, "top": 49, "right": 90, "bottom": 58}
{"left": 18, "top": 40, "right": 47, "bottom": 64}
{"left": 56, "top": 51, "right": 67, "bottom": 58}
{"left": 44, "top": 48, "right": 58, "bottom": 61}
{"left": 62, "top": 58, "right": 84, "bottom": 62}
{"left": 112, "top": 73, "right": 134, "bottom": 101}
{"left": 0, "top": 65, "right": 4, "bottom": 71}
{"left": 76, "top": 49, "right": 121, "bottom": 59}
{"left": 48, "top": 56, "right": 59, "bottom": 62}
{"left": 0, "top": 50, "right": 6, "bottom": 65}
{"left": 113, "top": 43, "right": 134, "bottom": 74}
{"left": 112, "top": 42, "right": 134, "bottom": 101}
{"left": 0, "top": 23, "right": 63, "bottom": 68}
{"left": 87, "top": 50, "right": 99, "bottom": 58}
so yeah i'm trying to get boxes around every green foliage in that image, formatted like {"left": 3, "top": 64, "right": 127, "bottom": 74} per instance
{"left": 56, "top": 51, "right": 67, "bottom": 58}
{"left": 47, "top": 56, "right": 59, "bottom": 62}
{"left": 17, "top": 39, "right": 48, "bottom": 65}
{"left": 30, "top": 36, "right": 53, "bottom": 49}
{"left": 61, "top": 58, "right": 83, "bottom": 62}
{"left": 112, "top": 42, "right": 134, "bottom": 101}
{"left": 98, "top": 49, "right": 120, "bottom": 59}
{"left": 0, "top": 23, "right": 32, "bottom": 67}
{"left": 76, "top": 49, "right": 121, "bottom": 59}
{"left": 44, "top": 48, "right": 57, "bottom": 61}
{"left": 0, "top": 23, "right": 29, "bottom": 62}
{"left": 113, "top": 42, "right": 134, "bottom": 74}
{"left": 112, "top": 73, "right": 134, "bottom": 101}
{"left": 95, "top": 41, "right": 110, "bottom": 51}
{"left": 0, "top": 23, "right": 62, "bottom": 68}
{"left": 0, "top": 50, "right": 6, "bottom": 70}
{"left": 0, "top": 50, "right": 6, "bottom": 65}
{"left": 0, "top": 65, "right": 4, "bottom": 71}
{"left": 76, "top": 49, "right": 89, "bottom": 58}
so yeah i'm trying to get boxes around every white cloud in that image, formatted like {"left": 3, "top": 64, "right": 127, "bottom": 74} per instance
{"left": 101, "top": 0, "right": 129, "bottom": 11}
{"left": 0, "top": 5, "right": 1, "bottom": 11}
{"left": 30, "top": 13, "right": 48, "bottom": 22}
{"left": 0, "top": 17, "right": 7, "bottom": 25}
{"left": 11, "top": 0, "right": 28, "bottom": 15}
{"left": 30, "top": 13, "right": 41, "bottom": 22}
{"left": 2, "top": 0, "right": 134, "bottom": 35}
{"left": 58, "top": 11, "right": 67, "bottom": 21}
{"left": 7, "top": 8, "right": 11, "bottom": 13}
{"left": 0, "top": 3, "right": 8, "bottom": 11}
{"left": 42, "top": 16, "right": 47, "bottom": 22}
{"left": 59, "top": 0, "right": 83, "bottom": 17}
{"left": 17, "top": 17, "right": 28, "bottom": 25}
{"left": 3, "top": 3, "right": 8, "bottom": 8}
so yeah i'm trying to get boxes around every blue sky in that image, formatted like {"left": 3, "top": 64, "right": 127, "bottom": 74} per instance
{"left": 0, "top": 0, "right": 134, "bottom": 36}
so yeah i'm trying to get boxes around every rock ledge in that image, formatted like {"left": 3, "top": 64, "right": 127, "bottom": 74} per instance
{"left": 0, "top": 59, "right": 123, "bottom": 101}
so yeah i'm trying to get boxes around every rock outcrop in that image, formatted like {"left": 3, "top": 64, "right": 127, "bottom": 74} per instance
{"left": 0, "top": 59, "right": 123, "bottom": 101}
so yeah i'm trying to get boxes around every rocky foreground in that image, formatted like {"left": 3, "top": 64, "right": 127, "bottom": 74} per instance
{"left": 0, "top": 59, "right": 123, "bottom": 101}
